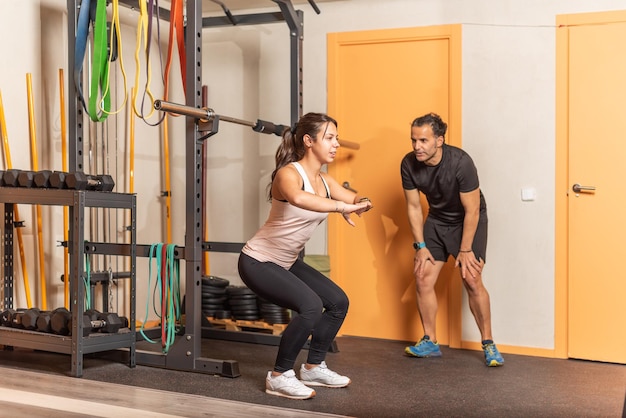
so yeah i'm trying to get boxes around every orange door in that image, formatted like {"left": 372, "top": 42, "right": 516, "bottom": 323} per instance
{"left": 557, "top": 11, "right": 626, "bottom": 363}
{"left": 327, "top": 26, "right": 462, "bottom": 344}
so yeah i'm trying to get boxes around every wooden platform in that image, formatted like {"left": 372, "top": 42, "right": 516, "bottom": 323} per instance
{"left": 207, "top": 317, "right": 287, "bottom": 335}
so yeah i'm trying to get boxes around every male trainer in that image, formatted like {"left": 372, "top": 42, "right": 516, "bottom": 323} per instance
{"left": 400, "top": 112, "right": 504, "bottom": 367}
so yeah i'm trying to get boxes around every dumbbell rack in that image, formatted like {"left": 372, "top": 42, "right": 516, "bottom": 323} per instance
{"left": 0, "top": 188, "right": 136, "bottom": 377}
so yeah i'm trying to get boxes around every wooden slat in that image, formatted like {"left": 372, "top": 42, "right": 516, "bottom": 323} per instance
{"left": 0, "top": 366, "right": 349, "bottom": 418}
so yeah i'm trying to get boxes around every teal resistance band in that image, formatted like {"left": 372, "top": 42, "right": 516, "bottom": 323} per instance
{"left": 83, "top": 246, "right": 91, "bottom": 310}
{"left": 139, "top": 243, "right": 163, "bottom": 344}
{"left": 139, "top": 243, "right": 182, "bottom": 353}
{"left": 162, "top": 244, "right": 181, "bottom": 352}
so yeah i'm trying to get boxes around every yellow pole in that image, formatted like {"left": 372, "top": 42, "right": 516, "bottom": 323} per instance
{"left": 26, "top": 73, "right": 47, "bottom": 310}
{"left": 130, "top": 88, "right": 135, "bottom": 195}
{"left": 201, "top": 86, "right": 210, "bottom": 275}
{"left": 203, "top": 140, "right": 210, "bottom": 275}
{"left": 127, "top": 88, "right": 135, "bottom": 323}
{"left": 0, "top": 90, "right": 33, "bottom": 308}
{"left": 59, "top": 69, "right": 69, "bottom": 309}
{"left": 162, "top": 116, "right": 172, "bottom": 243}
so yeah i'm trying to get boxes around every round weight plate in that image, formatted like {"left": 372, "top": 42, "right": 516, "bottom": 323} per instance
{"left": 227, "top": 298, "right": 258, "bottom": 306}
{"left": 213, "top": 310, "right": 232, "bottom": 319}
{"left": 229, "top": 308, "right": 260, "bottom": 316}
{"left": 227, "top": 304, "right": 258, "bottom": 312}
{"left": 259, "top": 305, "right": 287, "bottom": 313}
{"left": 226, "top": 286, "right": 256, "bottom": 296}
{"left": 232, "top": 314, "right": 261, "bottom": 321}
{"left": 202, "top": 303, "right": 227, "bottom": 311}
{"left": 261, "top": 312, "right": 289, "bottom": 319}
{"left": 202, "top": 286, "right": 227, "bottom": 295}
{"left": 261, "top": 313, "right": 288, "bottom": 320}
{"left": 263, "top": 315, "right": 291, "bottom": 324}
{"left": 203, "top": 303, "right": 228, "bottom": 311}
{"left": 201, "top": 276, "right": 230, "bottom": 288}
{"left": 202, "top": 296, "right": 228, "bottom": 304}
{"left": 228, "top": 295, "right": 258, "bottom": 302}
{"left": 259, "top": 301, "right": 283, "bottom": 308}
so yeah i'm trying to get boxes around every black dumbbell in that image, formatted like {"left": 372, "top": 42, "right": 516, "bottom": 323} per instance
{"left": 1, "top": 309, "right": 17, "bottom": 326}
{"left": 49, "top": 308, "right": 126, "bottom": 336}
{"left": 33, "top": 170, "right": 53, "bottom": 188}
{"left": 1, "top": 308, "right": 27, "bottom": 328}
{"left": 17, "top": 170, "right": 36, "bottom": 188}
{"left": 94, "top": 312, "right": 127, "bottom": 333}
{"left": 50, "top": 307, "right": 72, "bottom": 335}
{"left": 20, "top": 308, "right": 41, "bottom": 330}
{"left": 49, "top": 171, "right": 68, "bottom": 189}
{"left": 2, "top": 169, "right": 21, "bottom": 187}
{"left": 37, "top": 307, "right": 78, "bottom": 333}
{"left": 65, "top": 172, "right": 115, "bottom": 192}
{"left": 79, "top": 312, "right": 127, "bottom": 336}
{"left": 36, "top": 307, "right": 66, "bottom": 333}
{"left": 84, "top": 309, "right": 100, "bottom": 321}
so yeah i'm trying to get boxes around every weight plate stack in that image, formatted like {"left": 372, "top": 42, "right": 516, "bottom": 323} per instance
{"left": 258, "top": 298, "right": 291, "bottom": 325}
{"left": 226, "top": 286, "right": 260, "bottom": 321}
{"left": 213, "top": 309, "right": 232, "bottom": 320}
{"left": 201, "top": 275, "right": 230, "bottom": 317}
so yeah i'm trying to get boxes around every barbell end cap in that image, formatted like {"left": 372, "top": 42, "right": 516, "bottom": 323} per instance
{"left": 253, "top": 119, "right": 288, "bottom": 136}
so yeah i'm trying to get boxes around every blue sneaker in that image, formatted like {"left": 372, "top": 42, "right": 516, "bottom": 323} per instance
{"left": 483, "top": 342, "right": 504, "bottom": 367}
{"left": 405, "top": 336, "right": 442, "bottom": 357}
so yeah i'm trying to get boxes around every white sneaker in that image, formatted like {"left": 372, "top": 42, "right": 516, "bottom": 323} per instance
{"left": 265, "top": 369, "right": 316, "bottom": 400}
{"left": 299, "top": 361, "right": 351, "bottom": 388}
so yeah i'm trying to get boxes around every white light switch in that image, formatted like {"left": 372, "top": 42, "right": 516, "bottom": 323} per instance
{"left": 521, "top": 188, "right": 536, "bottom": 201}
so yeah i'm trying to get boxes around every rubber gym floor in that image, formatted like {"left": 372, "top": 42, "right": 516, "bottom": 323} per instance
{"left": 0, "top": 334, "right": 624, "bottom": 417}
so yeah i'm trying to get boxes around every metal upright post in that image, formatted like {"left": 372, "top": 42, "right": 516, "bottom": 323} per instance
{"left": 2, "top": 205, "right": 15, "bottom": 310}
{"left": 69, "top": 191, "right": 86, "bottom": 377}
{"left": 183, "top": 0, "right": 205, "bottom": 370}
{"left": 67, "top": 0, "right": 84, "bottom": 173}
{"left": 274, "top": 1, "right": 304, "bottom": 122}
{"left": 152, "top": 0, "right": 238, "bottom": 376}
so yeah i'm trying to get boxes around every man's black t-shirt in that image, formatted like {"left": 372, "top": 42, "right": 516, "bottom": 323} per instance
{"left": 400, "top": 143, "right": 487, "bottom": 225}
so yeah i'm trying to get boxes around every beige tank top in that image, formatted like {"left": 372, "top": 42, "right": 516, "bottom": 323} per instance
{"left": 242, "top": 162, "right": 330, "bottom": 269}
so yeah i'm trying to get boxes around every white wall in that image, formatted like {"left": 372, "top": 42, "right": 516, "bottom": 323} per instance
{"left": 1, "top": 0, "right": 624, "bottom": 348}
{"left": 0, "top": 1, "right": 45, "bottom": 307}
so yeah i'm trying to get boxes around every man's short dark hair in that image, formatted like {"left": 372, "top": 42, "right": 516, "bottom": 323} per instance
{"left": 412, "top": 113, "right": 447, "bottom": 139}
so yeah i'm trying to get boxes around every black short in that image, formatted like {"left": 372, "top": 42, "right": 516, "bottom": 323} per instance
{"left": 423, "top": 218, "right": 488, "bottom": 263}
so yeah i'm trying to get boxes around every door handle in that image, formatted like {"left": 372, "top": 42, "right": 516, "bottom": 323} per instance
{"left": 572, "top": 183, "right": 596, "bottom": 193}
{"left": 342, "top": 181, "right": 357, "bottom": 193}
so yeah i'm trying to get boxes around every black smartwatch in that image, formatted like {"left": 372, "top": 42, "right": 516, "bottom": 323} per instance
{"left": 413, "top": 241, "right": 426, "bottom": 250}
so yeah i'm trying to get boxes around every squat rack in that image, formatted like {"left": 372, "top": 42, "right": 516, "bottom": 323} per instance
{"left": 65, "top": 0, "right": 315, "bottom": 377}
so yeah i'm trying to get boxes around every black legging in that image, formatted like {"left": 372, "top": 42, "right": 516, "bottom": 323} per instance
{"left": 238, "top": 252, "right": 349, "bottom": 373}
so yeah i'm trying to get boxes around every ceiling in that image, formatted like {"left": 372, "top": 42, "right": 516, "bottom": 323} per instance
{"left": 204, "top": 0, "right": 338, "bottom": 13}
{"left": 177, "top": 0, "right": 341, "bottom": 14}
{"left": 42, "top": 0, "right": 343, "bottom": 16}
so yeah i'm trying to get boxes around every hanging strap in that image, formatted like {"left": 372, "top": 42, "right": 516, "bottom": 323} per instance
{"left": 87, "top": 0, "right": 111, "bottom": 122}
{"left": 132, "top": 0, "right": 151, "bottom": 118}
{"left": 83, "top": 249, "right": 92, "bottom": 310}
{"left": 74, "top": 0, "right": 95, "bottom": 116}
{"left": 164, "top": 244, "right": 181, "bottom": 350}
{"left": 99, "top": 0, "right": 128, "bottom": 117}
{"left": 140, "top": 243, "right": 163, "bottom": 344}
{"left": 160, "top": 244, "right": 168, "bottom": 348}
{"left": 164, "top": 0, "right": 187, "bottom": 100}
{"left": 140, "top": 243, "right": 180, "bottom": 353}
{"left": 133, "top": 0, "right": 166, "bottom": 123}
